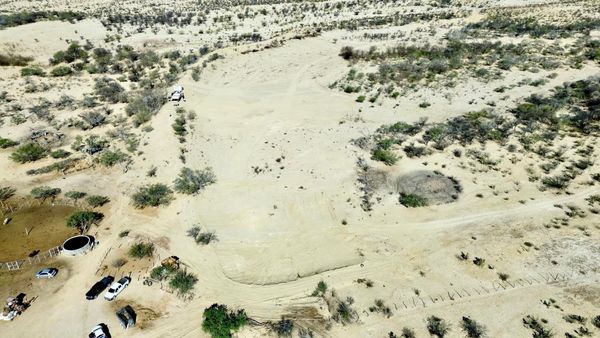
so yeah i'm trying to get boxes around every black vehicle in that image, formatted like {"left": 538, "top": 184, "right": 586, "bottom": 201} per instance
{"left": 86, "top": 276, "right": 114, "bottom": 300}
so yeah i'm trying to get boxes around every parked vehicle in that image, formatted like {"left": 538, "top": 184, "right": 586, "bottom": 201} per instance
{"left": 86, "top": 276, "right": 114, "bottom": 300}
{"left": 89, "top": 323, "right": 110, "bottom": 338}
{"left": 35, "top": 268, "right": 58, "bottom": 279}
{"left": 115, "top": 305, "right": 136, "bottom": 329}
{"left": 104, "top": 277, "right": 131, "bottom": 301}
{"left": 170, "top": 85, "right": 184, "bottom": 101}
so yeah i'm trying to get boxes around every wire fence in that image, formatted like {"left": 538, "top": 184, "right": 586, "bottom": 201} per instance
{"left": 0, "top": 245, "right": 62, "bottom": 271}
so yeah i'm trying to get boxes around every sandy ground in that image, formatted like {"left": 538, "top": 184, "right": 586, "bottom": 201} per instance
{"left": 1, "top": 1, "right": 599, "bottom": 337}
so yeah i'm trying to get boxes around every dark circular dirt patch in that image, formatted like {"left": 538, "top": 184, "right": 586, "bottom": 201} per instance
{"left": 394, "top": 170, "right": 462, "bottom": 205}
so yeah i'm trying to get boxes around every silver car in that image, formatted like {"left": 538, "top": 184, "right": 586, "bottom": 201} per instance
{"left": 35, "top": 268, "right": 58, "bottom": 279}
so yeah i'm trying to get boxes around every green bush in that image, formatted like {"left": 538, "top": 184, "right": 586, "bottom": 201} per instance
{"left": 202, "top": 304, "right": 247, "bottom": 338}
{"left": 26, "top": 158, "right": 78, "bottom": 175}
{"left": 49, "top": 149, "right": 71, "bottom": 158}
{"left": 311, "top": 280, "right": 327, "bottom": 296}
{"left": 399, "top": 193, "right": 428, "bottom": 208}
{"left": 50, "top": 65, "right": 73, "bottom": 77}
{"left": 355, "top": 95, "right": 365, "bottom": 102}
{"left": 150, "top": 265, "right": 177, "bottom": 281}
{"left": 173, "top": 167, "right": 216, "bottom": 194}
{"left": 86, "top": 195, "right": 110, "bottom": 207}
{"left": 97, "top": 150, "right": 129, "bottom": 167}
{"left": 126, "top": 90, "right": 166, "bottom": 127}
{"left": 131, "top": 183, "right": 173, "bottom": 208}
{"left": 10, "top": 143, "right": 47, "bottom": 163}
{"left": 94, "top": 77, "right": 125, "bottom": 103}
{"left": 30, "top": 186, "right": 61, "bottom": 200}
{"left": 0, "top": 11, "right": 85, "bottom": 28}
{"left": 0, "top": 137, "right": 19, "bottom": 149}
{"left": 20, "top": 67, "right": 45, "bottom": 77}
{"left": 427, "top": 316, "right": 450, "bottom": 337}
{"left": 128, "top": 242, "right": 154, "bottom": 258}
{"left": 65, "top": 191, "right": 86, "bottom": 201}
{"left": 460, "top": 317, "right": 486, "bottom": 338}
{"left": 49, "top": 42, "right": 87, "bottom": 64}
{"left": 371, "top": 148, "right": 397, "bottom": 165}
{"left": 0, "top": 53, "right": 32, "bottom": 66}
{"left": 66, "top": 210, "right": 103, "bottom": 228}
{"left": 0, "top": 186, "right": 16, "bottom": 202}
{"left": 169, "top": 270, "right": 198, "bottom": 294}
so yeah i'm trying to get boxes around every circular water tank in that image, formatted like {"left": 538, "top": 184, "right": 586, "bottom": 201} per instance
{"left": 62, "top": 235, "right": 93, "bottom": 256}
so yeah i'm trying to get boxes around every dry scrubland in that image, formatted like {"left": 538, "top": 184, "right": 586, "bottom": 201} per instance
{"left": 0, "top": 0, "right": 599, "bottom": 337}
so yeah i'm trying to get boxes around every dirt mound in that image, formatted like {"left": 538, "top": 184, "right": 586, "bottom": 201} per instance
{"left": 393, "top": 170, "right": 462, "bottom": 205}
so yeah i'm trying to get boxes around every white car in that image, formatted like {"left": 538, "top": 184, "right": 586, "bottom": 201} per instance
{"left": 170, "top": 91, "right": 184, "bottom": 101}
{"left": 35, "top": 268, "right": 58, "bottom": 279}
{"left": 89, "top": 324, "right": 109, "bottom": 338}
{"left": 103, "top": 277, "right": 130, "bottom": 301}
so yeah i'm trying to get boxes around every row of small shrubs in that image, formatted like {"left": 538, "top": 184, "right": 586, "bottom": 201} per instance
{"left": 0, "top": 53, "right": 32, "bottom": 66}
{"left": 132, "top": 167, "right": 216, "bottom": 208}
{"left": 0, "top": 10, "right": 84, "bottom": 28}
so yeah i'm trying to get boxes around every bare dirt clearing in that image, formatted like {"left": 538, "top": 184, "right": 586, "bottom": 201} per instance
{"left": 0, "top": 204, "right": 77, "bottom": 261}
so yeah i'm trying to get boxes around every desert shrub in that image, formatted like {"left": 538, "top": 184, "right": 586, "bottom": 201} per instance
{"left": 131, "top": 183, "right": 173, "bottom": 208}
{"left": 97, "top": 149, "right": 130, "bottom": 167}
{"left": 311, "top": 281, "right": 327, "bottom": 296}
{"left": 118, "top": 230, "right": 130, "bottom": 238}
{"left": 334, "top": 300, "right": 356, "bottom": 324}
{"left": 399, "top": 193, "right": 428, "bottom": 207}
{"left": 128, "top": 242, "right": 154, "bottom": 258}
{"left": 371, "top": 148, "right": 397, "bottom": 165}
{"left": 591, "top": 315, "right": 600, "bottom": 329}
{"left": 339, "top": 46, "right": 355, "bottom": 60}
{"left": 66, "top": 210, "right": 103, "bottom": 228}
{"left": 10, "top": 143, "right": 47, "bottom": 163}
{"left": 400, "top": 328, "right": 416, "bottom": 338}
{"left": 86, "top": 195, "right": 110, "bottom": 207}
{"left": 202, "top": 304, "right": 247, "bottom": 338}
{"left": 150, "top": 265, "right": 177, "bottom": 281}
{"left": 71, "top": 135, "right": 108, "bottom": 155}
{"left": 79, "top": 111, "right": 106, "bottom": 128}
{"left": 91, "top": 48, "right": 112, "bottom": 71}
{"left": 187, "top": 226, "right": 218, "bottom": 245}
{"left": 94, "top": 77, "right": 125, "bottom": 103}
{"left": 50, "top": 65, "right": 73, "bottom": 77}
{"left": 26, "top": 157, "right": 78, "bottom": 175}
{"left": 30, "top": 186, "right": 60, "bottom": 200}
{"left": 125, "top": 90, "right": 166, "bottom": 127}
{"left": 50, "top": 42, "right": 87, "bottom": 65}
{"left": 0, "top": 11, "right": 85, "bottom": 28}
{"left": 65, "top": 191, "right": 86, "bottom": 201}
{"left": 461, "top": 317, "right": 487, "bottom": 338}
{"left": 173, "top": 167, "right": 216, "bottom": 194}
{"left": 0, "top": 137, "right": 18, "bottom": 148}
{"left": 273, "top": 318, "right": 293, "bottom": 337}
{"left": 466, "top": 15, "right": 600, "bottom": 39}
{"left": 20, "top": 67, "right": 45, "bottom": 77}
{"left": 522, "top": 315, "right": 553, "bottom": 338}
{"left": 169, "top": 270, "right": 197, "bottom": 294}
{"left": 541, "top": 175, "right": 571, "bottom": 189}
{"left": 403, "top": 144, "right": 430, "bottom": 158}
{"left": 172, "top": 116, "right": 187, "bottom": 137}
{"left": 49, "top": 149, "right": 70, "bottom": 158}
{"left": 427, "top": 316, "right": 450, "bottom": 337}
{"left": 0, "top": 186, "right": 16, "bottom": 203}
{"left": 0, "top": 53, "right": 32, "bottom": 66}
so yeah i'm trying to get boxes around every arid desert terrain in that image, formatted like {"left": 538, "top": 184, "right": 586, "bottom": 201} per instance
{"left": 0, "top": 0, "right": 599, "bottom": 337}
